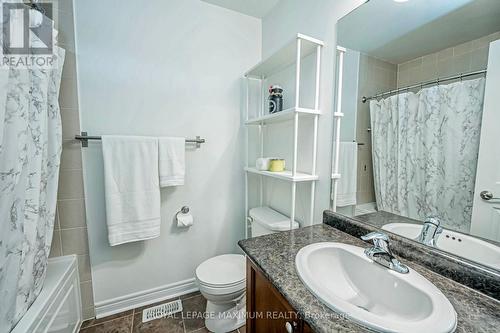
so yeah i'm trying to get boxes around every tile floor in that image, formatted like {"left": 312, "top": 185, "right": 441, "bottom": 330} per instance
{"left": 79, "top": 291, "right": 245, "bottom": 333}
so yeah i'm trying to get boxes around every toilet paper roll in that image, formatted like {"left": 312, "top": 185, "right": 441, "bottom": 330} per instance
{"left": 256, "top": 157, "right": 271, "bottom": 171}
{"left": 177, "top": 212, "right": 193, "bottom": 227}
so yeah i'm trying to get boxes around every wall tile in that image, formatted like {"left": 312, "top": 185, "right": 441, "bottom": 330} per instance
{"left": 388, "top": 71, "right": 398, "bottom": 87}
{"left": 78, "top": 255, "right": 92, "bottom": 282}
{"left": 57, "top": 0, "right": 74, "bottom": 14}
{"left": 407, "top": 66, "right": 423, "bottom": 85}
{"left": 373, "top": 57, "right": 397, "bottom": 71}
{"left": 52, "top": 0, "right": 95, "bottom": 318}
{"left": 57, "top": 8, "right": 76, "bottom": 51}
{"left": 61, "top": 140, "right": 82, "bottom": 170}
{"left": 59, "top": 77, "right": 79, "bottom": 109}
{"left": 453, "top": 41, "right": 472, "bottom": 56}
{"left": 82, "top": 307, "right": 96, "bottom": 321}
{"left": 398, "top": 32, "right": 498, "bottom": 86}
{"left": 437, "top": 59, "right": 454, "bottom": 77}
{"left": 62, "top": 51, "right": 77, "bottom": 79}
{"left": 421, "top": 53, "right": 437, "bottom": 66}
{"left": 80, "top": 281, "right": 95, "bottom": 310}
{"left": 397, "top": 69, "right": 409, "bottom": 87}
{"left": 58, "top": 199, "right": 87, "bottom": 229}
{"left": 472, "top": 34, "right": 492, "bottom": 49}
{"left": 438, "top": 47, "right": 453, "bottom": 60}
{"left": 61, "top": 227, "right": 89, "bottom": 255}
{"left": 58, "top": 169, "right": 84, "bottom": 200}
{"left": 357, "top": 165, "right": 367, "bottom": 193}
{"left": 452, "top": 52, "right": 471, "bottom": 74}
{"left": 356, "top": 54, "right": 397, "bottom": 206}
{"left": 357, "top": 190, "right": 375, "bottom": 205}
{"left": 399, "top": 57, "right": 422, "bottom": 71}
{"left": 487, "top": 31, "right": 500, "bottom": 43}
{"left": 49, "top": 230, "right": 62, "bottom": 258}
{"left": 420, "top": 63, "right": 438, "bottom": 82}
{"left": 470, "top": 47, "right": 489, "bottom": 71}
{"left": 357, "top": 149, "right": 372, "bottom": 191}
{"left": 54, "top": 205, "right": 60, "bottom": 230}
{"left": 61, "top": 109, "right": 80, "bottom": 140}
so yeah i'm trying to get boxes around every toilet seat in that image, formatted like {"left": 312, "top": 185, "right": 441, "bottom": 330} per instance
{"left": 198, "top": 278, "right": 245, "bottom": 289}
{"left": 198, "top": 280, "right": 246, "bottom": 296}
{"left": 196, "top": 254, "right": 246, "bottom": 294}
{"left": 196, "top": 254, "right": 245, "bottom": 285}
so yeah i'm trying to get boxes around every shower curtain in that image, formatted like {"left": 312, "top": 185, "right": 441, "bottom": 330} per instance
{"left": 370, "top": 78, "right": 485, "bottom": 232}
{"left": 0, "top": 13, "right": 65, "bottom": 333}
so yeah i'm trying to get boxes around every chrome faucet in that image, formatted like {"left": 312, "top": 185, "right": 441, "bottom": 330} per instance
{"left": 361, "top": 232, "right": 409, "bottom": 274}
{"left": 417, "top": 217, "right": 443, "bottom": 247}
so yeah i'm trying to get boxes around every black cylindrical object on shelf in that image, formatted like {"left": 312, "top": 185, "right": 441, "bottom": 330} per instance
{"left": 268, "top": 85, "right": 283, "bottom": 114}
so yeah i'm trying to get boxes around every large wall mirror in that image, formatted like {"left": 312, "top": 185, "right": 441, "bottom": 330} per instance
{"left": 333, "top": 0, "right": 500, "bottom": 271}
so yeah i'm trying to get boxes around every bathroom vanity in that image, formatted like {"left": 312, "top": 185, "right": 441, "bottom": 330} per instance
{"left": 246, "top": 260, "right": 313, "bottom": 333}
{"left": 238, "top": 215, "right": 500, "bottom": 332}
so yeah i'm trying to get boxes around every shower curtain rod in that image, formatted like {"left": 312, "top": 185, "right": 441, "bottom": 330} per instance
{"left": 75, "top": 132, "right": 206, "bottom": 148}
{"left": 361, "top": 69, "right": 487, "bottom": 103}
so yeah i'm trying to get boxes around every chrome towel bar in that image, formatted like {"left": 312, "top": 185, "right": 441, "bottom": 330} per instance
{"left": 75, "top": 132, "right": 206, "bottom": 148}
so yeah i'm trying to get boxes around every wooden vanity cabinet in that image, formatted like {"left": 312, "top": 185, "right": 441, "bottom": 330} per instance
{"left": 246, "top": 259, "right": 313, "bottom": 333}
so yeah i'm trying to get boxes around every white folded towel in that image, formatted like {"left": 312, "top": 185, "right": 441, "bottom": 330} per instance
{"left": 336, "top": 142, "right": 358, "bottom": 207}
{"left": 102, "top": 136, "right": 161, "bottom": 246}
{"left": 158, "top": 137, "right": 185, "bottom": 187}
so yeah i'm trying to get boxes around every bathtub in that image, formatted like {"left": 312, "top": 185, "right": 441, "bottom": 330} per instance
{"left": 12, "top": 255, "right": 83, "bottom": 333}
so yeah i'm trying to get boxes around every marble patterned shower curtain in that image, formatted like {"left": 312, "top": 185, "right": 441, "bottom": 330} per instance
{"left": 370, "top": 78, "right": 485, "bottom": 232}
{"left": 0, "top": 29, "right": 65, "bottom": 333}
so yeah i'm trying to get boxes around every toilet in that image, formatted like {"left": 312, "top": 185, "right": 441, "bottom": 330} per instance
{"left": 195, "top": 206, "right": 298, "bottom": 332}
{"left": 249, "top": 206, "right": 300, "bottom": 237}
{"left": 196, "top": 254, "right": 246, "bottom": 332}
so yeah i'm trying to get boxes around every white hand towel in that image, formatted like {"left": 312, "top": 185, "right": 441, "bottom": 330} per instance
{"left": 336, "top": 142, "right": 358, "bottom": 207}
{"left": 102, "top": 136, "right": 161, "bottom": 246}
{"left": 158, "top": 137, "right": 185, "bottom": 187}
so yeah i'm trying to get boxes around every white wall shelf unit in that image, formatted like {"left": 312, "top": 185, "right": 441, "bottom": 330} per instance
{"left": 244, "top": 33, "right": 323, "bottom": 238}
{"left": 330, "top": 46, "right": 347, "bottom": 212}
{"left": 244, "top": 167, "right": 319, "bottom": 182}
{"left": 245, "top": 107, "right": 320, "bottom": 125}
{"left": 245, "top": 33, "right": 324, "bottom": 78}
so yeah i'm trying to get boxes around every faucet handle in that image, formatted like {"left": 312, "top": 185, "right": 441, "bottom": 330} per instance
{"left": 419, "top": 217, "right": 443, "bottom": 246}
{"left": 361, "top": 232, "right": 409, "bottom": 274}
{"left": 361, "top": 231, "right": 389, "bottom": 242}
{"left": 361, "top": 232, "right": 392, "bottom": 255}
{"left": 424, "top": 216, "right": 441, "bottom": 226}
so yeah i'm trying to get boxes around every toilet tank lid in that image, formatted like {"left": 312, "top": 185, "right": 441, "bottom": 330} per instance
{"left": 249, "top": 206, "right": 300, "bottom": 231}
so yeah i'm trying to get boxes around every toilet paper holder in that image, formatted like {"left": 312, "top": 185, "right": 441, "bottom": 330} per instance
{"left": 176, "top": 206, "right": 193, "bottom": 228}
{"left": 177, "top": 206, "right": 190, "bottom": 215}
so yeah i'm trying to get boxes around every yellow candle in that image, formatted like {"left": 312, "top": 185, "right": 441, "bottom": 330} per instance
{"left": 269, "top": 159, "right": 285, "bottom": 172}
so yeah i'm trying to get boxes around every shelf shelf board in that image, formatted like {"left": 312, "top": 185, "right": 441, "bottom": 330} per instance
{"left": 245, "top": 107, "right": 320, "bottom": 125}
{"left": 245, "top": 167, "right": 318, "bottom": 182}
{"left": 245, "top": 33, "right": 324, "bottom": 78}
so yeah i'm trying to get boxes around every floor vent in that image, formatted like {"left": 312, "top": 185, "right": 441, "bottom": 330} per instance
{"left": 142, "top": 299, "right": 183, "bottom": 323}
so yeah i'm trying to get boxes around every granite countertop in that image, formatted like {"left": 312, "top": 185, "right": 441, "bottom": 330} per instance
{"left": 238, "top": 224, "right": 500, "bottom": 333}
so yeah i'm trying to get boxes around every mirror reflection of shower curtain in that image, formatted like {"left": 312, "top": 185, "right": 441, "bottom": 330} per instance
{"left": 370, "top": 78, "right": 485, "bottom": 232}
{"left": 0, "top": 52, "right": 65, "bottom": 332}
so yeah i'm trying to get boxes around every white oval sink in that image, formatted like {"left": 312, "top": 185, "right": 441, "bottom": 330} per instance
{"left": 382, "top": 223, "right": 500, "bottom": 270}
{"left": 295, "top": 242, "right": 456, "bottom": 333}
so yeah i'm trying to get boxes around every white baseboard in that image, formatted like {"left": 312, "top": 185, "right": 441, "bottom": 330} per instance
{"left": 94, "top": 278, "right": 198, "bottom": 318}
